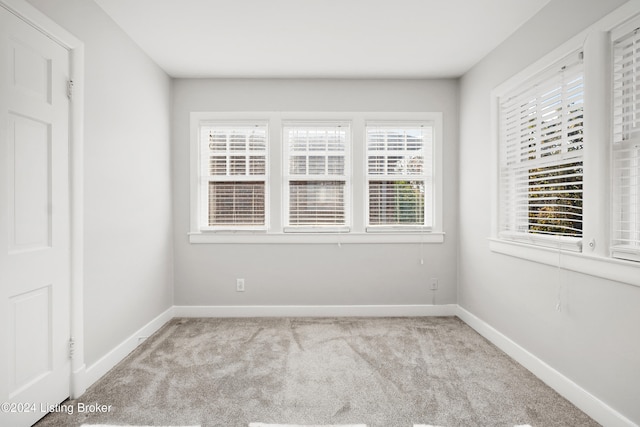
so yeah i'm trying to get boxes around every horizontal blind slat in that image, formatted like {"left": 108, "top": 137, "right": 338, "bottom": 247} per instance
{"left": 208, "top": 181, "right": 265, "bottom": 226}
{"left": 288, "top": 180, "right": 346, "bottom": 226}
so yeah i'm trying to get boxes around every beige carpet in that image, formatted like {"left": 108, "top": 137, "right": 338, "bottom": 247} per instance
{"left": 36, "top": 317, "right": 598, "bottom": 427}
{"left": 249, "top": 424, "right": 366, "bottom": 427}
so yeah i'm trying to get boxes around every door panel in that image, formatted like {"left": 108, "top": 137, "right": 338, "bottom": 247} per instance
{"left": 10, "top": 37, "right": 52, "bottom": 104}
{"left": 8, "top": 114, "right": 51, "bottom": 252}
{"left": 0, "top": 5, "right": 71, "bottom": 426}
{"left": 9, "top": 285, "right": 51, "bottom": 397}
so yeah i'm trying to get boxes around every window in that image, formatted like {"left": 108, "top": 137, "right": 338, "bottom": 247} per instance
{"left": 198, "top": 122, "right": 268, "bottom": 230}
{"left": 490, "top": 4, "right": 640, "bottom": 287}
{"left": 190, "top": 112, "right": 443, "bottom": 244}
{"left": 366, "top": 122, "right": 433, "bottom": 229}
{"left": 283, "top": 122, "right": 350, "bottom": 231}
{"left": 612, "top": 22, "right": 640, "bottom": 262}
{"left": 497, "top": 51, "right": 584, "bottom": 250}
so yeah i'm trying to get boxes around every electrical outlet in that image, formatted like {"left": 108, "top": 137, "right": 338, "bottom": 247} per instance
{"left": 430, "top": 278, "right": 438, "bottom": 290}
{"left": 236, "top": 278, "right": 245, "bottom": 292}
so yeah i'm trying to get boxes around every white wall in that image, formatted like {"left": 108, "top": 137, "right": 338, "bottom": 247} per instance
{"left": 23, "top": 1, "right": 638, "bottom": 422}
{"left": 27, "top": 0, "right": 174, "bottom": 367}
{"left": 172, "top": 79, "right": 458, "bottom": 307}
{"left": 458, "top": 0, "right": 640, "bottom": 424}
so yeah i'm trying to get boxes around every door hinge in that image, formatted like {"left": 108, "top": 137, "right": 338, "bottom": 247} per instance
{"left": 67, "top": 80, "right": 74, "bottom": 100}
{"left": 69, "top": 337, "right": 76, "bottom": 359}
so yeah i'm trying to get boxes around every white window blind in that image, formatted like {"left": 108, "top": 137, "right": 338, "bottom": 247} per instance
{"left": 200, "top": 123, "right": 268, "bottom": 229}
{"left": 366, "top": 123, "right": 433, "bottom": 228}
{"left": 612, "top": 24, "right": 640, "bottom": 262}
{"left": 498, "top": 52, "right": 584, "bottom": 248}
{"left": 283, "top": 123, "right": 350, "bottom": 229}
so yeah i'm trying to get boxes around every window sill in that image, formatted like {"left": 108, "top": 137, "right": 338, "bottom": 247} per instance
{"left": 489, "top": 238, "right": 640, "bottom": 288}
{"left": 498, "top": 231, "right": 582, "bottom": 252}
{"left": 283, "top": 226, "right": 350, "bottom": 234}
{"left": 189, "top": 231, "right": 445, "bottom": 244}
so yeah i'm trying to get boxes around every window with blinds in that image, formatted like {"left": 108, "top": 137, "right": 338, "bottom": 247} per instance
{"left": 200, "top": 123, "right": 268, "bottom": 229}
{"left": 283, "top": 123, "right": 350, "bottom": 229}
{"left": 612, "top": 23, "right": 640, "bottom": 262}
{"left": 498, "top": 51, "right": 584, "bottom": 248}
{"left": 366, "top": 123, "right": 433, "bottom": 228}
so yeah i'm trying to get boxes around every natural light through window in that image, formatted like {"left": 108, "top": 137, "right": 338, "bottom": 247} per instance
{"left": 612, "top": 20, "right": 640, "bottom": 262}
{"left": 189, "top": 112, "right": 443, "bottom": 244}
{"left": 199, "top": 122, "right": 268, "bottom": 230}
{"left": 283, "top": 122, "right": 350, "bottom": 231}
{"left": 497, "top": 51, "right": 584, "bottom": 250}
{"left": 366, "top": 123, "right": 433, "bottom": 229}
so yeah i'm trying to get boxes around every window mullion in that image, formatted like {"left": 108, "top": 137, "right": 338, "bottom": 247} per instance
{"left": 579, "top": 31, "right": 611, "bottom": 257}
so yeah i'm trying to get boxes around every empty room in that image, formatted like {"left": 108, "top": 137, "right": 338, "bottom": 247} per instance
{"left": 1, "top": 0, "right": 639, "bottom": 426}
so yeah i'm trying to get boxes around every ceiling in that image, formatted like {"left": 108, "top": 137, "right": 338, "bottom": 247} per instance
{"left": 94, "top": 0, "right": 551, "bottom": 79}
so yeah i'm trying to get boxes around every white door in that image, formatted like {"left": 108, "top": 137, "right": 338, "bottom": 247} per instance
{"left": 0, "top": 5, "right": 71, "bottom": 427}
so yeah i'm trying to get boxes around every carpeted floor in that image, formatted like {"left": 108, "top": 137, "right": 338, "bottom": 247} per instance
{"left": 35, "top": 317, "right": 599, "bottom": 427}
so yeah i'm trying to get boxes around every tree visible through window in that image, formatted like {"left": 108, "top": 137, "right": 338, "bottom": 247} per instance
{"left": 527, "top": 161, "right": 583, "bottom": 236}
{"left": 366, "top": 123, "right": 432, "bottom": 228}
{"left": 191, "top": 112, "right": 443, "bottom": 240}
{"left": 498, "top": 51, "right": 584, "bottom": 244}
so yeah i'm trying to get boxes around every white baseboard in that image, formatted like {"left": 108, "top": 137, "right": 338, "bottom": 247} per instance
{"left": 173, "top": 304, "right": 458, "bottom": 318}
{"left": 84, "top": 306, "right": 174, "bottom": 387}
{"left": 456, "top": 306, "right": 636, "bottom": 427}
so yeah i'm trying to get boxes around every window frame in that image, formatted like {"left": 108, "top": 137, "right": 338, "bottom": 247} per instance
{"left": 611, "top": 17, "right": 640, "bottom": 263}
{"left": 365, "top": 121, "right": 435, "bottom": 231}
{"left": 495, "top": 50, "right": 585, "bottom": 252}
{"left": 282, "top": 120, "right": 352, "bottom": 233}
{"left": 189, "top": 111, "right": 444, "bottom": 244}
{"left": 197, "top": 120, "right": 269, "bottom": 232}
